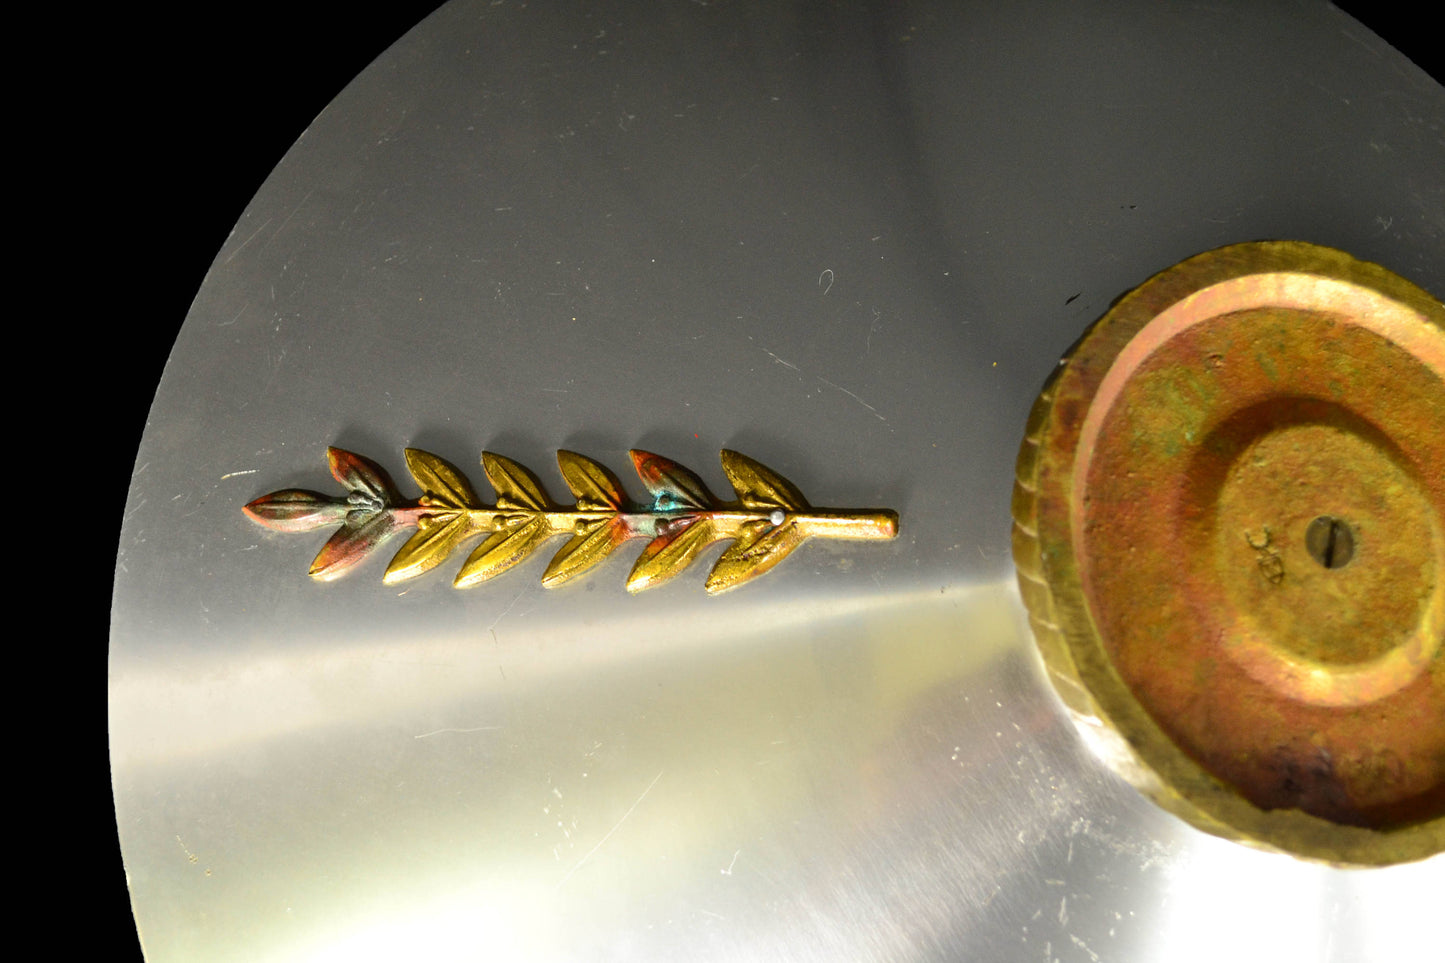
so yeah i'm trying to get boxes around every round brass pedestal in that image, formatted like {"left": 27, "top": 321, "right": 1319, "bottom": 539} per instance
{"left": 1013, "top": 241, "right": 1445, "bottom": 865}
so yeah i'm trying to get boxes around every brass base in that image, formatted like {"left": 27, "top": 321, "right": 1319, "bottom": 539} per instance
{"left": 1013, "top": 241, "right": 1445, "bottom": 866}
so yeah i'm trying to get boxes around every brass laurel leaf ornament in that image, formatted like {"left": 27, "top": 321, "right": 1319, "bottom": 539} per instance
{"left": 244, "top": 448, "right": 899, "bottom": 594}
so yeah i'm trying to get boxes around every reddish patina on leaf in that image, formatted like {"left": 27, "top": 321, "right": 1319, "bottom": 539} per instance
{"left": 309, "top": 511, "right": 403, "bottom": 581}
{"left": 629, "top": 450, "right": 713, "bottom": 511}
{"left": 243, "top": 490, "right": 348, "bottom": 533}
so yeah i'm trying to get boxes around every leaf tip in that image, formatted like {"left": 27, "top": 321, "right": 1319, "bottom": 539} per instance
{"left": 325, "top": 446, "right": 356, "bottom": 482}
{"left": 539, "top": 564, "right": 577, "bottom": 590}
{"left": 308, "top": 552, "right": 350, "bottom": 583}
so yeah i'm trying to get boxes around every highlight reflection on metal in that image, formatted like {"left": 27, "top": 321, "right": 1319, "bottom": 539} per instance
{"left": 244, "top": 447, "right": 899, "bottom": 594}
{"left": 112, "top": 2, "right": 1445, "bottom": 960}
{"left": 1013, "top": 241, "right": 1445, "bottom": 866}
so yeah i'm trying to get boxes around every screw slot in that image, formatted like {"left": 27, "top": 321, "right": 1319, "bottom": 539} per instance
{"left": 1305, "top": 515, "right": 1355, "bottom": 569}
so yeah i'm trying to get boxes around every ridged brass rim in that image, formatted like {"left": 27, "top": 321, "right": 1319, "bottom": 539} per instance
{"left": 1012, "top": 241, "right": 1445, "bottom": 866}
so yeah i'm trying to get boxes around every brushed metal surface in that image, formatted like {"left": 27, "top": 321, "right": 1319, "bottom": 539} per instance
{"left": 111, "top": 2, "right": 1444, "bottom": 960}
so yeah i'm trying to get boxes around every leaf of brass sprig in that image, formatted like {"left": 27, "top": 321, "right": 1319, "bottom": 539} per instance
{"left": 244, "top": 447, "right": 898, "bottom": 594}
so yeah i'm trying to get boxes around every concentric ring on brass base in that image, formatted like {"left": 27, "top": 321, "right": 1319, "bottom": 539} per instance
{"left": 1013, "top": 241, "right": 1444, "bottom": 866}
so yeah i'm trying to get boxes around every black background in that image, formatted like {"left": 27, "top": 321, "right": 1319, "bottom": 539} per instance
{"left": 102, "top": 4, "right": 1437, "bottom": 959}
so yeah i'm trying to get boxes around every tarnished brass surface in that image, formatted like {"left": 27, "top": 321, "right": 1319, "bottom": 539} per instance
{"left": 1013, "top": 241, "right": 1445, "bottom": 865}
{"left": 246, "top": 447, "right": 899, "bottom": 594}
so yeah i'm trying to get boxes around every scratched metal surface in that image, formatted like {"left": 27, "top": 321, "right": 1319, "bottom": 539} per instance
{"left": 110, "top": 2, "right": 1444, "bottom": 961}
